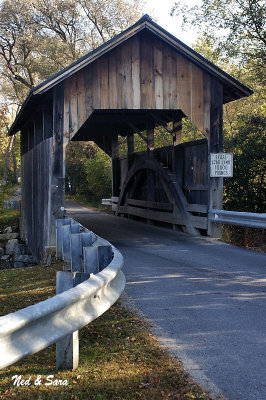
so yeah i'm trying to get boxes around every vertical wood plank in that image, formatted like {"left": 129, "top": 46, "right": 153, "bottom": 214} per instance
{"left": 169, "top": 48, "right": 178, "bottom": 109}
{"left": 191, "top": 64, "right": 204, "bottom": 132}
{"left": 64, "top": 79, "right": 70, "bottom": 137}
{"left": 140, "top": 32, "right": 154, "bottom": 109}
{"left": 93, "top": 59, "right": 101, "bottom": 109}
{"left": 177, "top": 54, "right": 192, "bottom": 118}
{"left": 51, "top": 82, "right": 65, "bottom": 246}
{"left": 108, "top": 49, "right": 117, "bottom": 108}
{"left": 124, "top": 40, "right": 133, "bottom": 109}
{"left": 100, "top": 54, "right": 109, "bottom": 109}
{"left": 116, "top": 44, "right": 124, "bottom": 109}
{"left": 154, "top": 38, "right": 163, "bottom": 109}
{"left": 131, "top": 35, "right": 140, "bottom": 109}
{"left": 84, "top": 64, "right": 94, "bottom": 118}
{"left": 163, "top": 45, "right": 171, "bottom": 109}
{"left": 203, "top": 72, "right": 211, "bottom": 141}
{"left": 77, "top": 69, "right": 87, "bottom": 129}
{"left": 69, "top": 75, "right": 78, "bottom": 136}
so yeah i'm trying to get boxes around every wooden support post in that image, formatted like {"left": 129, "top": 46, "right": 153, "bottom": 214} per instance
{"left": 50, "top": 82, "right": 65, "bottom": 247}
{"left": 146, "top": 118, "right": 155, "bottom": 218}
{"left": 111, "top": 132, "right": 120, "bottom": 197}
{"left": 208, "top": 78, "right": 223, "bottom": 238}
{"left": 127, "top": 132, "right": 134, "bottom": 170}
{"left": 146, "top": 118, "right": 154, "bottom": 151}
{"left": 173, "top": 118, "right": 182, "bottom": 146}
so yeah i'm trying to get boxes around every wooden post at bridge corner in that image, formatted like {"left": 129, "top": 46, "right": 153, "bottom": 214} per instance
{"left": 207, "top": 78, "right": 224, "bottom": 238}
{"left": 50, "top": 82, "right": 66, "bottom": 247}
{"left": 111, "top": 132, "right": 119, "bottom": 198}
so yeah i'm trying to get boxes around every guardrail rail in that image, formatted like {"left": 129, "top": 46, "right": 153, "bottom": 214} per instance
{"left": 209, "top": 209, "right": 266, "bottom": 229}
{"left": 0, "top": 218, "right": 125, "bottom": 370}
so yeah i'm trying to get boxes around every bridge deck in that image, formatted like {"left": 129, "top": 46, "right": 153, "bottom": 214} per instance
{"left": 66, "top": 200, "right": 266, "bottom": 400}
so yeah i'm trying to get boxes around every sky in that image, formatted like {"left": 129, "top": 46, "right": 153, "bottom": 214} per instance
{"left": 143, "top": 0, "right": 199, "bottom": 46}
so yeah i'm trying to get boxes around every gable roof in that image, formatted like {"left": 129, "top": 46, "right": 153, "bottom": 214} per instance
{"left": 10, "top": 14, "right": 253, "bottom": 135}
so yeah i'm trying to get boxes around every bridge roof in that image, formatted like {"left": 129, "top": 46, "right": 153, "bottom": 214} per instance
{"left": 10, "top": 14, "right": 253, "bottom": 135}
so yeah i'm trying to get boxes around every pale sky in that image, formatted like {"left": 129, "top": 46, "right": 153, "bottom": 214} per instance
{"left": 143, "top": 0, "right": 199, "bottom": 46}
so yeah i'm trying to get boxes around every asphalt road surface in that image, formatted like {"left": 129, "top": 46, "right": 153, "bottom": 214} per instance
{"left": 66, "top": 200, "right": 266, "bottom": 400}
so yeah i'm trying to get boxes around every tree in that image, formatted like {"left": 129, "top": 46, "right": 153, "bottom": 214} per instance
{"left": 224, "top": 114, "right": 266, "bottom": 212}
{"left": 171, "top": 0, "right": 265, "bottom": 85}
{"left": 0, "top": 0, "right": 144, "bottom": 105}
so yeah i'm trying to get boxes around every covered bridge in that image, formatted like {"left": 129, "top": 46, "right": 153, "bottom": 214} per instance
{"left": 9, "top": 15, "right": 253, "bottom": 262}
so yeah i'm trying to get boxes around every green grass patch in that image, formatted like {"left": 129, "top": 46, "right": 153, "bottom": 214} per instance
{"left": 0, "top": 262, "right": 211, "bottom": 400}
{"left": 0, "top": 209, "right": 20, "bottom": 233}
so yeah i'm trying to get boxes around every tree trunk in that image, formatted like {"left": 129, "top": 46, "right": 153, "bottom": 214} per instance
{"left": 1, "top": 136, "right": 14, "bottom": 185}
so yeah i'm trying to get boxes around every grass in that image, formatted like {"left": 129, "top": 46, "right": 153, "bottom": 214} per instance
{"left": 0, "top": 261, "right": 211, "bottom": 400}
{"left": 0, "top": 209, "right": 20, "bottom": 233}
{"left": 222, "top": 224, "right": 265, "bottom": 253}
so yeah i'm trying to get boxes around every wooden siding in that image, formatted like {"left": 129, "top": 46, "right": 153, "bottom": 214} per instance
{"left": 20, "top": 138, "right": 53, "bottom": 261}
{"left": 65, "top": 32, "right": 209, "bottom": 140}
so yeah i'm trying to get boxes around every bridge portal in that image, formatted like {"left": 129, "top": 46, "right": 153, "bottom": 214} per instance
{"left": 9, "top": 15, "right": 252, "bottom": 262}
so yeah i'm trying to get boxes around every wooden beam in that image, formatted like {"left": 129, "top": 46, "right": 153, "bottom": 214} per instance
{"left": 111, "top": 132, "right": 120, "bottom": 197}
{"left": 127, "top": 132, "right": 134, "bottom": 154}
{"left": 126, "top": 121, "right": 148, "bottom": 144}
{"left": 173, "top": 118, "right": 182, "bottom": 146}
{"left": 150, "top": 112, "right": 175, "bottom": 136}
{"left": 146, "top": 116, "right": 154, "bottom": 151}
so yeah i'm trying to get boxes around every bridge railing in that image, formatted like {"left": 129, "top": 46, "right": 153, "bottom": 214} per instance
{"left": 0, "top": 218, "right": 125, "bottom": 370}
{"left": 209, "top": 209, "right": 266, "bottom": 230}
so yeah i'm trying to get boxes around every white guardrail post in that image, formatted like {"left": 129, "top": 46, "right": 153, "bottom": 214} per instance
{"left": 0, "top": 218, "right": 125, "bottom": 370}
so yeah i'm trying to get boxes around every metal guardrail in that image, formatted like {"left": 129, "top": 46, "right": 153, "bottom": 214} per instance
{"left": 0, "top": 218, "right": 125, "bottom": 370}
{"left": 209, "top": 209, "right": 266, "bottom": 229}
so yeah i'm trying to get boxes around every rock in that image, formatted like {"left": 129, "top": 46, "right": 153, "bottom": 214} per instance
{"left": 14, "top": 261, "right": 24, "bottom": 268}
{"left": 6, "top": 239, "right": 19, "bottom": 255}
{"left": 0, "top": 232, "right": 19, "bottom": 241}
{"left": 0, "top": 247, "right": 4, "bottom": 256}
{"left": 4, "top": 226, "right": 12, "bottom": 233}
{"left": 1, "top": 254, "right": 10, "bottom": 261}
{"left": 14, "top": 254, "right": 29, "bottom": 263}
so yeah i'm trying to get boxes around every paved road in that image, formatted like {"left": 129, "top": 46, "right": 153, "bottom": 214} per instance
{"left": 66, "top": 201, "right": 266, "bottom": 400}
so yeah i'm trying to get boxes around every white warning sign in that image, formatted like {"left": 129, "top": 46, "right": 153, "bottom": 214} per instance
{"left": 210, "top": 153, "right": 233, "bottom": 177}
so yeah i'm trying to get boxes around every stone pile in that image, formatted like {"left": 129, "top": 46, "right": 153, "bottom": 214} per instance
{"left": 0, "top": 226, "right": 35, "bottom": 269}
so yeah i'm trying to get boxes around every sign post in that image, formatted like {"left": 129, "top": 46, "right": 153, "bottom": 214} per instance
{"left": 210, "top": 153, "right": 233, "bottom": 178}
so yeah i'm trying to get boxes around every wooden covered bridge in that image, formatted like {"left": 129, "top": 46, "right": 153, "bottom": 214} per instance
{"left": 9, "top": 15, "right": 252, "bottom": 262}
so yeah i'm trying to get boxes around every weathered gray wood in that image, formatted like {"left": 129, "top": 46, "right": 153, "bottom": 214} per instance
{"left": 127, "top": 199, "right": 173, "bottom": 210}
{"left": 50, "top": 82, "right": 65, "bottom": 247}
{"left": 185, "top": 204, "right": 208, "bottom": 213}
{"left": 117, "top": 205, "right": 207, "bottom": 229}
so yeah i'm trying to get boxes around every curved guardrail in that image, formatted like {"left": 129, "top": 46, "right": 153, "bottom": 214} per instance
{"left": 0, "top": 218, "right": 125, "bottom": 369}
